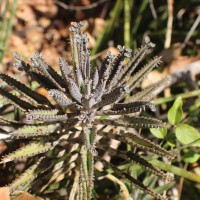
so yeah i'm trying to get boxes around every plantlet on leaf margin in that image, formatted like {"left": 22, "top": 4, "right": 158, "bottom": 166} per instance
{"left": 0, "top": 21, "right": 174, "bottom": 200}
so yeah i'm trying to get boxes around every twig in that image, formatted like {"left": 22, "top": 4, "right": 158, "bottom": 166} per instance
{"left": 149, "top": 0, "right": 157, "bottom": 19}
{"left": 54, "top": 0, "right": 107, "bottom": 11}
{"left": 69, "top": 170, "right": 79, "bottom": 200}
{"left": 181, "top": 13, "right": 200, "bottom": 49}
{"left": 155, "top": 89, "right": 200, "bottom": 105}
{"left": 165, "top": 0, "right": 174, "bottom": 49}
{"left": 153, "top": 60, "right": 200, "bottom": 99}
{"left": 90, "top": 49, "right": 107, "bottom": 61}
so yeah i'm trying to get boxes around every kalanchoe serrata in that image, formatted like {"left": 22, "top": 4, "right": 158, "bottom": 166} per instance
{"left": 0, "top": 22, "right": 174, "bottom": 200}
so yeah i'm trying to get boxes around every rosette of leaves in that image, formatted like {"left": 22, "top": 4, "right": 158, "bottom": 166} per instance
{"left": 0, "top": 22, "right": 175, "bottom": 200}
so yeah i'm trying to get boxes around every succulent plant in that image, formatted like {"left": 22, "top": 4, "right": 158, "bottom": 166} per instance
{"left": 0, "top": 22, "right": 175, "bottom": 200}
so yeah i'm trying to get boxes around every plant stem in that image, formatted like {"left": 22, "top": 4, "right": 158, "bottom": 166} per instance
{"left": 154, "top": 89, "right": 200, "bottom": 105}
{"left": 148, "top": 159, "right": 200, "bottom": 183}
{"left": 80, "top": 124, "right": 97, "bottom": 199}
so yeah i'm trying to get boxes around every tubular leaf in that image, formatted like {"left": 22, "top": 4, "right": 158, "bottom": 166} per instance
{"left": 117, "top": 37, "right": 155, "bottom": 86}
{"left": 66, "top": 78, "right": 82, "bottom": 103}
{"left": 123, "top": 132, "right": 175, "bottom": 159}
{"left": 127, "top": 77, "right": 170, "bottom": 102}
{"left": 97, "top": 144, "right": 173, "bottom": 182}
{"left": 98, "top": 100, "right": 156, "bottom": 115}
{"left": 96, "top": 157, "right": 167, "bottom": 200}
{"left": 128, "top": 56, "right": 162, "bottom": 91}
{"left": 0, "top": 73, "right": 51, "bottom": 105}
{"left": 0, "top": 88, "right": 36, "bottom": 111}
{"left": 10, "top": 124, "right": 60, "bottom": 138}
{"left": 26, "top": 109, "right": 68, "bottom": 122}
{"left": 94, "top": 85, "right": 129, "bottom": 108}
{"left": 48, "top": 89, "right": 73, "bottom": 107}
{"left": 9, "top": 159, "right": 42, "bottom": 193}
{"left": 95, "top": 116, "right": 164, "bottom": 129}
{"left": 0, "top": 141, "right": 54, "bottom": 164}
{"left": 30, "top": 52, "right": 65, "bottom": 92}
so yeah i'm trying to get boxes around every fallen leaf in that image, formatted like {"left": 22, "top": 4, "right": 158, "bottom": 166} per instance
{"left": 169, "top": 55, "right": 200, "bottom": 73}
{"left": 16, "top": 4, "right": 36, "bottom": 25}
{"left": 14, "top": 192, "right": 44, "bottom": 200}
{"left": 0, "top": 187, "right": 10, "bottom": 200}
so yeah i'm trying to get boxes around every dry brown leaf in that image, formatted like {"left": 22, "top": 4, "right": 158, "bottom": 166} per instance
{"left": 90, "top": 18, "right": 105, "bottom": 38}
{"left": 160, "top": 43, "right": 182, "bottom": 65}
{"left": 26, "top": 28, "right": 44, "bottom": 50}
{"left": 38, "top": 17, "right": 51, "bottom": 28}
{"left": 86, "top": 32, "right": 96, "bottom": 48}
{"left": 169, "top": 55, "right": 200, "bottom": 73}
{"left": 16, "top": 4, "right": 36, "bottom": 25}
{"left": 82, "top": 0, "right": 91, "bottom": 6}
{"left": 101, "top": 47, "right": 119, "bottom": 60}
{"left": 141, "top": 70, "right": 167, "bottom": 89}
{"left": 28, "top": 0, "right": 58, "bottom": 18}
{"left": 0, "top": 142, "right": 8, "bottom": 154}
{"left": 0, "top": 187, "right": 10, "bottom": 200}
{"left": 36, "top": 87, "right": 49, "bottom": 97}
{"left": 14, "top": 192, "right": 43, "bottom": 200}
{"left": 42, "top": 47, "right": 61, "bottom": 68}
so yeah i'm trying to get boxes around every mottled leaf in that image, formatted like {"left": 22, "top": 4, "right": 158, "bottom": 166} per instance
{"left": 0, "top": 142, "right": 53, "bottom": 164}
{"left": 48, "top": 89, "right": 73, "bottom": 107}
{"left": 95, "top": 116, "right": 165, "bottom": 129}
{"left": 9, "top": 159, "right": 43, "bottom": 193}
{"left": 10, "top": 124, "right": 60, "bottom": 138}
{"left": 0, "top": 88, "right": 36, "bottom": 111}
{"left": 128, "top": 56, "right": 162, "bottom": 91}
{"left": 0, "top": 73, "right": 50, "bottom": 105}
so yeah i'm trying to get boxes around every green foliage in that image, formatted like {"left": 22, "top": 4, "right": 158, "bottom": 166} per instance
{"left": 150, "top": 127, "right": 167, "bottom": 139}
{"left": 165, "top": 133, "right": 176, "bottom": 147}
{"left": 0, "top": 22, "right": 180, "bottom": 200}
{"left": 0, "top": 142, "right": 53, "bottom": 164}
{"left": 168, "top": 96, "right": 183, "bottom": 125}
{"left": 149, "top": 159, "right": 200, "bottom": 183}
{"left": 175, "top": 124, "right": 200, "bottom": 147}
{"left": 150, "top": 96, "right": 200, "bottom": 188}
{"left": 183, "top": 150, "right": 200, "bottom": 163}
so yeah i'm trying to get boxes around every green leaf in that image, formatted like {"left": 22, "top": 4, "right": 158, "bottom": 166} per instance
{"left": 9, "top": 158, "right": 43, "bottom": 194}
{"left": 154, "top": 181, "right": 175, "bottom": 194}
{"left": 175, "top": 124, "right": 200, "bottom": 147}
{"left": 165, "top": 133, "right": 176, "bottom": 147}
{"left": 97, "top": 157, "right": 164, "bottom": 200}
{"left": 0, "top": 141, "right": 53, "bottom": 164}
{"left": 144, "top": 181, "right": 175, "bottom": 199}
{"left": 123, "top": 132, "right": 175, "bottom": 159}
{"left": 183, "top": 150, "right": 200, "bottom": 163}
{"left": 0, "top": 87, "right": 35, "bottom": 111}
{"left": 10, "top": 124, "right": 60, "bottom": 138}
{"left": 168, "top": 96, "right": 183, "bottom": 125}
{"left": 0, "top": 73, "right": 50, "bottom": 105}
{"left": 150, "top": 127, "right": 167, "bottom": 139}
{"left": 95, "top": 116, "right": 165, "bottom": 129}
